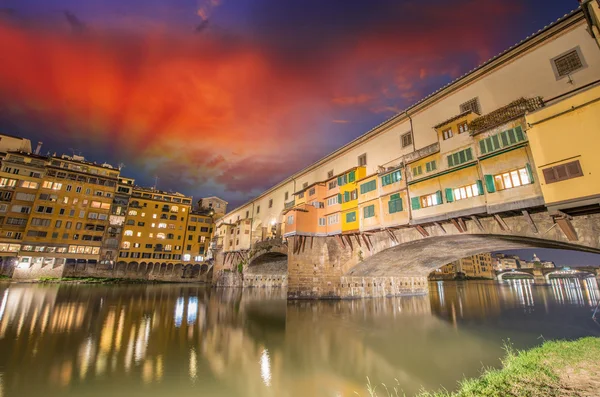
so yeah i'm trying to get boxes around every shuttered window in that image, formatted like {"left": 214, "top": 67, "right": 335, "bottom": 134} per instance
{"left": 381, "top": 170, "right": 401, "bottom": 186}
{"left": 447, "top": 148, "right": 473, "bottom": 168}
{"left": 345, "top": 211, "right": 356, "bottom": 223}
{"left": 359, "top": 180, "right": 377, "bottom": 194}
{"left": 542, "top": 160, "right": 583, "bottom": 184}
{"left": 425, "top": 160, "right": 437, "bottom": 173}
{"left": 388, "top": 193, "right": 403, "bottom": 214}
{"left": 363, "top": 205, "right": 375, "bottom": 218}
{"left": 480, "top": 126, "right": 526, "bottom": 155}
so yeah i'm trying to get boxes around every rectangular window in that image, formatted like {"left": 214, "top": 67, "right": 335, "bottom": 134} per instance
{"left": 287, "top": 215, "right": 294, "bottom": 225}
{"left": 479, "top": 126, "right": 526, "bottom": 155}
{"left": 318, "top": 217, "right": 326, "bottom": 226}
{"left": 401, "top": 132, "right": 412, "bottom": 148}
{"left": 328, "top": 179, "right": 338, "bottom": 190}
{"left": 284, "top": 192, "right": 289, "bottom": 201}
{"left": 363, "top": 205, "right": 375, "bottom": 218}
{"left": 419, "top": 191, "right": 442, "bottom": 208}
{"left": 450, "top": 182, "right": 482, "bottom": 202}
{"left": 542, "top": 160, "right": 583, "bottom": 184}
{"left": 345, "top": 211, "right": 356, "bottom": 223}
{"left": 256, "top": 205, "right": 260, "bottom": 214}
{"left": 447, "top": 148, "right": 473, "bottom": 167}
{"left": 388, "top": 194, "right": 403, "bottom": 214}
{"left": 425, "top": 160, "right": 437, "bottom": 173}
{"left": 327, "top": 196, "right": 338, "bottom": 206}
{"left": 328, "top": 213, "right": 340, "bottom": 225}
{"left": 457, "top": 122, "right": 469, "bottom": 134}
{"left": 493, "top": 166, "right": 532, "bottom": 191}
{"left": 381, "top": 170, "right": 401, "bottom": 186}
{"left": 460, "top": 97, "right": 481, "bottom": 115}
{"left": 358, "top": 153, "right": 367, "bottom": 167}
{"left": 327, "top": 170, "right": 334, "bottom": 178}
{"left": 309, "top": 187, "right": 316, "bottom": 196}
{"left": 412, "top": 165, "right": 422, "bottom": 177}
{"left": 442, "top": 128, "right": 453, "bottom": 140}
{"left": 303, "top": 182, "right": 308, "bottom": 189}
{"left": 268, "top": 199, "right": 273, "bottom": 208}
{"left": 359, "top": 180, "right": 377, "bottom": 194}
{"left": 551, "top": 47, "right": 585, "bottom": 79}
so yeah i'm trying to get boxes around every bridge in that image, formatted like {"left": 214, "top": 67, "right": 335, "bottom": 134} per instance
{"left": 212, "top": 5, "right": 600, "bottom": 300}
{"left": 495, "top": 266, "right": 600, "bottom": 283}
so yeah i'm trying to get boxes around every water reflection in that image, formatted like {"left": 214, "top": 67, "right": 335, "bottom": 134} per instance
{"left": 0, "top": 279, "right": 598, "bottom": 397}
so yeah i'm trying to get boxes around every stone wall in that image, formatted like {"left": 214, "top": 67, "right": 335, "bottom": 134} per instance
{"left": 213, "top": 270, "right": 243, "bottom": 287}
{"left": 0, "top": 257, "right": 16, "bottom": 277}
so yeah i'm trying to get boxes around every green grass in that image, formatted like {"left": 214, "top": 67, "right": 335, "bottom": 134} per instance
{"left": 0, "top": 274, "right": 10, "bottom": 280}
{"left": 362, "top": 337, "right": 600, "bottom": 397}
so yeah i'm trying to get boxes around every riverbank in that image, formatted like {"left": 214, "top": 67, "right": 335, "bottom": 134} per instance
{"left": 366, "top": 337, "right": 600, "bottom": 397}
{"left": 11, "top": 276, "right": 196, "bottom": 285}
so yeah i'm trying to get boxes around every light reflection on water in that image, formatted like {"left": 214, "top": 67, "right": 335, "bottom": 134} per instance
{"left": 0, "top": 279, "right": 598, "bottom": 397}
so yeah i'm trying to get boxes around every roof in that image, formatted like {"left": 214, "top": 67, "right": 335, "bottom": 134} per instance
{"left": 469, "top": 97, "right": 544, "bottom": 134}
{"left": 433, "top": 110, "right": 474, "bottom": 129}
{"left": 220, "top": 7, "right": 585, "bottom": 217}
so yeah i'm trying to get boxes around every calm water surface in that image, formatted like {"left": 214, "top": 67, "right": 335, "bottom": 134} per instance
{"left": 0, "top": 278, "right": 599, "bottom": 397}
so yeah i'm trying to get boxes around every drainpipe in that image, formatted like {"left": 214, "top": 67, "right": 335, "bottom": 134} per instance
{"left": 405, "top": 110, "right": 415, "bottom": 225}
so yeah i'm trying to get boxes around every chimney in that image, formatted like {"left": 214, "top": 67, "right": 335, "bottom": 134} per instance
{"left": 35, "top": 141, "right": 43, "bottom": 155}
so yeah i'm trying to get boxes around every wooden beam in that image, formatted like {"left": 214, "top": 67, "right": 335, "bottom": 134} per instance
{"left": 470, "top": 216, "right": 485, "bottom": 232}
{"left": 493, "top": 214, "right": 510, "bottom": 231}
{"left": 415, "top": 225, "right": 429, "bottom": 237}
{"left": 450, "top": 219, "right": 464, "bottom": 233}
{"left": 362, "top": 234, "right": 371, "bottom": 251}
{"left": 457, "top": 217, "right": 467, "bottom": 232}
{"left": 354, "top": 234, "right": 362, "bottom": 247}
{"left": 310, "top": 236, "right": 314, "bottom": 249}
{"left": 301, "top": 236, "right": 307, "bottom": 252}
{"left": 521, "top": 210, "right": 538, "bottom": 234}
{"left": 555, "top": 217, "right": 578, "bottom": 241}
{"left": 345, "top": 235, "right": 353, "bottom": 250}
{"left": 336, "top": 234, "right": 346, "bottom": 249}
{"left": 434, "top": 222, "right": 446, "bottom": 234}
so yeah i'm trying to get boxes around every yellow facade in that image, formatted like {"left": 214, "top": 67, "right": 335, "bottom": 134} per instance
{"left": 526, "top": 83, "right": 600, "bottom": 211}
{"left": 182, "top": 212, "right": 214, "bottom": 262}
{"left": 118, "top": 188, "right": 192, "bottom": 264}
{"left": 339, "top": 167, "right": 365, "bottom": 233}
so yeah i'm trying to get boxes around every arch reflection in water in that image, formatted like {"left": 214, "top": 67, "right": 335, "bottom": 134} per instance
{"left": 0, "top": 282, "right": 598, "bottom": 397}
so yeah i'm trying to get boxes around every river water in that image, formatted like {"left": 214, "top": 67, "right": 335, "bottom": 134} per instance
{"left": 0, "top": 278, "right": 598, "bottom": 397}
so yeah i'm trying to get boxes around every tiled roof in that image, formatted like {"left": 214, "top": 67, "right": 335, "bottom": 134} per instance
{"left": 433, "top": 110, "right": 474, "bottom": 129}
{"left": 469, "top": 97, "right": 544, "bottom": 134}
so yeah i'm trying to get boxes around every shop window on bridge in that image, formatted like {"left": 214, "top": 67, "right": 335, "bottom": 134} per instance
{"left": 447, "top": 148, "right": 473, "bottom": 168}
{"left": 542, "top": 160, "right": 583, "bottom": 184}
{"left": 388, "top": 194, "right": 403, "bottom": 214}
{"left": 412, "top": 191, "right": 442, "bottom": 210}
{"left": 425, "top": 160, "right": 437, "bottom": 173}
{"left": 287, "top": 215, "right": 294, "bottom": 225}
{"left": 484, "top": 164, "right": 533, "bottom": 193}
{"left": 345, "top": 211, "right": 356, "bottom": 223}
{"left": 381, "top": 170, "right": 401, "bottom": 186}
{"left": 412, "top": 165, "right": 422, "bottom": 177}
{"left": 479, "top": 126, "right": 525, "bottom": 155}
{"left": 363, "top": 205, "right": 375, "bottom": 219}
{"left": 446, "top": 181, "right": 483, "bottom": 202}
{"left": 359, "top": 180, "right": 376, "bottom": 194}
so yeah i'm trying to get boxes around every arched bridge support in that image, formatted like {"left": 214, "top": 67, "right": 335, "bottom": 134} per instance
{"left": 286, "top": 212, "right": 600, "bottom": 300}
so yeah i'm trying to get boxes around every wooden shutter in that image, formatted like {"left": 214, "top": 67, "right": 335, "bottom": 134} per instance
{"left": 508, "top": 129, "right": 517, "bottom": 144}
{"left": 479, "top": 140, "right": 487, "bottom": 155}
{"left": 349, "top": 171, "right": 356, "bottom": 183}
{"left": 565, "top": 160, "right": 583, "bottom": 178}
{"left": 484, "top": 175, "right": 496, "bottom": 193}
{"left": 476, "top": 180, "right": 484, "bottom": 196}
{"left": 491, "top": 135, "right": 500, "bottom": 150}
{"left": 515, "top": 126, "right": 525, "bottom": 141}
{"left": 555, "top": 164, "right": 568, "bottom": 180}
{"left": 448, "top": 155, "right": 454, "bottom": 167}
{"left": 525, "top": 163, "right": 534, "bottom": 183}
{"left": 542, "top": 168, "right": 557, "bottom": 184}
{"left": 466, "top": 148, "right": 473, "bottom": 161}
{"left": 500, "top": 131, "right": 509, "bottom": 147}
{"left": 411, "top": 197, "right": 421, "bottom": 210}
{"left": 436, "top": 190, "right": 443, "bottom": 204}
{"left": 426, "top": 162, "right": 431, "bottom": 173}
{"left": 431, "top": 161, "right": 436, "bottom": 171}
{"left": 445, "top": 188, "right": 454, "bottom": 203}
{"left": 337, "top": 193, "right": 342, "bottom": 203}
{"left": 390, "top": 193, "right": 400, "bottom": 200}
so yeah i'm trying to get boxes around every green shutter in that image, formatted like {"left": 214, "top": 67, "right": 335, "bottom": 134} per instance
{"left": 436, "top": 190, "right": 443, "bottom": 205}
{"left": 426, "top": 162, "right": 431, "bottom": 173}
{"left": 411, "top": 197, "right": 421, "bottom": 210}
{"left": 476, "top": 180, "right": 484, "bottom": 196}
{"left": 484, "top": 175, "right": 496, "bottom": 193}
{"left": 448, "top": 155, "right": 454, "bottom": 167}
{"left": 344, "top": 191, "right": 349, "bottom": 202}
{"left": 363, "top": 206, "right": 368, "bottom": 218}
{"left": 346, "top": 211, "right": 356, "bottom": 223}
{"left": 500, "top": 131, "right": 509, "bottom": 146}
{"left": 431, "top": 161, "right": 436, "bottom": 171}
{"left": 508, "top": 129, "right": 517, "bottom": 144}
{"left": 466, "top": 148, "right": 473, "bottom": 161}
{"left": 348, "top": 171, "right": 355, "bottom": 182}
{"left": 395, "top": 170, "right": 402, "bottom": 181}
{"left": 485, "top": 138, "right": 494, "bottom": 154}
{"left": 445, "top": 188, "right": 454, "bottom": 203}
{"left": 337, "top": 176, "right": 343, "bottom": 186}
{"left": 491, "top": 135, "right": 500, "bottom": 150}
{"left": 389, "top": 198, "right": 403, "bottom": 214}
{"left": 479, "top": 140, "right": 487, "bottom": 155}
{"left": 515, "top": 125, "right": 525, "bottom": 142}
{"left": 337, "top": 193, "right": 342, "bottom": 203}
{"left": 525, "top": 163, "right": 534, "bottom": 183}
{"left": 390, "top": 193, "right": 400, "bottom": 200}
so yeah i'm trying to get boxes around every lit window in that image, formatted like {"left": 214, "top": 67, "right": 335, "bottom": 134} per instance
{"left": 158, "top": 223, "right": 167, "bottom": 228}
{"left": 493, "top": 167, "right": 531, "bottom": 191}
{"left": 137, "top": 232, "right": 142, "bottom": 237}
{"left": 124, "top": 230, "right": 133, "bottom": 236}
{"left": 128, "top": 210, "right": 137, "bottom": 216}
{"left": 171, "top": 206, "right": 179, "bottom": 212}
{"left": 420, "top": 192, "right": 441, "bottom": 208}
{"left": 157, "top": 233, "right": 166, "bottom": 239}
{"left": 153, "top": 214, "right": 157, "bottom": 219}
{"left": 121, "top": 241, "right": 131, "bottom": 249}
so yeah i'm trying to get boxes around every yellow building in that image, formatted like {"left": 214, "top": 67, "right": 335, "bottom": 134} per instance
{"left": 339, "top": 166, "right": 366, "bottom": 233}
{"left": 182, "top": 210, "right": 214, "bottom": 263}
{"left": 118, "top": 187, "right": 193, "bottom": 264}
{"left": 526, "top": 83, "right": 600, "bottom": 215}
{"left": 16, "top": 155, "right": 119, "bottom": 270}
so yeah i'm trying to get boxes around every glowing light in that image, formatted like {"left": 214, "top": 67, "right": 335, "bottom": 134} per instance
{"left": 187, "top": 297, "right": 198, "bottom": 325}
{"left": 0, "top": 290, "right": 8, "bottom": 322}
{"left": 189, "top": 348, "right": 197, "bottom": 382}
{"left": 174, "top": 297, "right": 185, "bottom": 327}
{"left": 260, "top": 349, "right": 271, "bottom": 387}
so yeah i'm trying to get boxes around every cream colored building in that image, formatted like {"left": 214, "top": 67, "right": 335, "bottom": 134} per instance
{"left": 216, "top": 5, "right": 600, "bottom": 252}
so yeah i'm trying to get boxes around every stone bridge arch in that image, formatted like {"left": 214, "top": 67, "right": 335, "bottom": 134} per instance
{"left": 496, "top": 269, "right": 534, "bottom": 282}
{"left": 243, "top": 240, "right": 289, "bottom": 288}
{"left": 544, "top": 268, "right": 597, "bottom": 283}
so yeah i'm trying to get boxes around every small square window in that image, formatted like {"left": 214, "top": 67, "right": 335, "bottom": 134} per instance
{"left": 327, "top": 170, "right": 334, "bottom": 178}
{"left": 460, "top": 97, "right": 481, "bottom": 115}
{"left": 551, "top": 46, "right": 586, "bottom": 80}
{"left": 401, "top": 132, "right": 412, "bottom": 148}
{"left": 358, "top": 153, "right": 367, "bottom": 167}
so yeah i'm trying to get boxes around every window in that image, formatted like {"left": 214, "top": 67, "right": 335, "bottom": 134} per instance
{"left": 358, "top": 153, "right": 367, "bottom": 167}
{"left": 157, "top": 233, "right": 166, "bottom": 239}
{"left": 284, "top": 192, "right": 289, "bottom": 201}
{"left": 302, "top": 182, "right": 308, "bottom": 189}
{"left": 328, "top": 179, "right": 337, "bottom": 189}
{"left": 492, "top": 167, "right": 532, "bottom": 191}
{"left": 286, "top": 215, "right": 293, "bottom": 224}
{"left": 447, "top": 182, "right": 483, "bottom": 202}
{"left": 401, "top": 132, "right": 412, "bottom": 148}
{"left": 15, "top": 192, "right": 35, "bottom": 201}
{"left": 318, "top": 217, "right": 326, "bottom": 226}
{"left": 412, "top": 165, "right": 422, "bottom": 177}
{"left": 447, "top": 148, "right": 473, "bottom": 167}
{"left": 42, "top": 181, "right": 53, "bottom": 189}
{"left": 128, "top": 210, "right": 137, "bottom": 216}
{"left": 124, "top": 230, "right": 133, "bottom": 236}
{"left": 359, "top": 180, "right": 376, "bottom": 194}
{"left": 122, "top": 241, "right": 131, "bottom": 249}
{"left": 245, "top": 210, "right": 249, "bottom": 218}
{"left": 21, "top": 181, "right": 38, "bottom": 189}
{"left": 551, "top": 47, "right": 586, "bottom": 79}
{"left": 328, "top": 213, "right": 340, "bottom": 225}
{"left": 425, "top": 160, "right": 437, "bottom": 173}
{"left": 381, "top": 170, "right": 401, "bottom": 186}
{"left": 442, "top": 128, "right": 453, "bottom": 140}
{"left": 30, "top": 218, "right": 51, "bottom": 227}
{"left": 479, "top": 126, "right": 526, "bottom": 155}
{"left": 542, "top": 160, "right": 584, "bottom": 184}
{"left": 363, "top": 205, "right": 375, "bottom": 218}
{"left": 345, "top": 211, "right": 356, "bottom": 223}
{"left": 0, "top": 178, "right": 17, "bottom": 188}
{"left": 388, "top": 193, "right": 403, "bottom": 214}
{"left": 457, "top": 122, "right": 469, "bottom": 134}
{"left": 327, "top": 196, "right": 338, "bottom": 206}
{"left": 419, "top": 191, "right": 442, "bottom": 208}
{"left": 327, "top": 170, "right": 334, "bottom": 178}
{"left": 269, "top": 199, "right": 273, "bottom": 208}
{"left": 308, "top": 188, "right": 316, "bottom": 196}
{"left": 460, "top": 97, "right": 481, "bottom": 115}
{"left": 158, "top": 223, "right": 167, "bottom": 228}
{"left": 256, "top": 206, "right": 260, "bottom": 214}
{"left": 337, "top": 174, "right": 348, "bottom": 186}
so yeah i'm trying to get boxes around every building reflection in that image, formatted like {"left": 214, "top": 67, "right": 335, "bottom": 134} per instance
{"left": 0, "top": 278, "right": 598, "bottom": 397}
